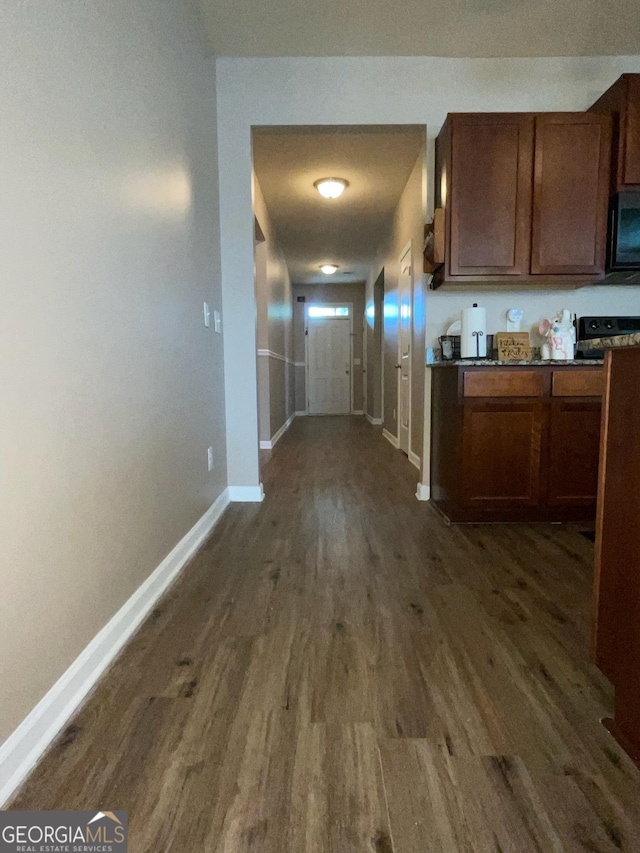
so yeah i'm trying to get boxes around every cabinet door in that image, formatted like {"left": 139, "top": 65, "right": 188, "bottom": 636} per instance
{"left": 622, "top": 75, "right": 640, "bottom": 187}
{"left": 462, "top": 401, "right": 545, "bottom": 507}
{"left": 547, "top": 400, "right": 602, "bottom": 506}
{"left": 531, "top": 114, "right": 611, "bottom": 275}
{"left": 588, "top": 74, "right": 640, "bottom": 193}
{"left": 449, "top": 114, "right": 534, "bottom": 277}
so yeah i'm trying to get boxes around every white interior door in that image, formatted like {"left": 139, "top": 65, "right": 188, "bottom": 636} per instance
{"left": 398, "top": 245, "right": 412, "bottom": 454}
{"left": 307, "top": 317, "right": 351, "bottom": 414}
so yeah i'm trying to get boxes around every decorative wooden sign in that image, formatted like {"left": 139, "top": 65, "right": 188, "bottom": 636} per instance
{"left": 495, "top": 332, "right": 532, "bottom": 362}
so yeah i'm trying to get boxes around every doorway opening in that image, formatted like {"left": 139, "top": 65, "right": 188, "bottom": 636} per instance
{"left": 251, "top": 124, "right": 427, "bottom": 472}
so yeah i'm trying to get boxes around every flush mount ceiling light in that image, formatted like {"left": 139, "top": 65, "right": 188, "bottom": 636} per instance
{"left": 314, "top": 178, "right": 348, "bottom": 199}
{"left": 320, "top": 264, "right": 339, "bottom": 275}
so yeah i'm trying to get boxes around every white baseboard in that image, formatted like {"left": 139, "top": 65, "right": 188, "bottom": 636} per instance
{"left": 415, "top": 482, "right": 431, "bottom": 501}
{"left": 409, "top": 451, "right": 421, "bottom": 470}
{"left": 272, "top": 412, "right": 295, "bottom": 447}
{"left": 382, "top": 428, "right": 399, "bottom": 449}
{"left": 294, "top": 411, "right": 307, "bottom": 417}
{"left": 352, "top": 410, "right": 364, "bottom": 415}
{"left": 260, "top": 412, "right": 295, "bottom": 450}
{"left": 228, "top": 484, "right": 265, "bottom": 502}
{"left": 0, "top": 488, "right": 230, "bottom": 808}
{"left": 366, "top": 414, "right": 383, "bottom": 425}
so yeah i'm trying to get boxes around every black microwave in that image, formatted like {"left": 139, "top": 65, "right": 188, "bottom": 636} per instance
{"left": 609, "top": 192, "right": 640, "bottom": 270}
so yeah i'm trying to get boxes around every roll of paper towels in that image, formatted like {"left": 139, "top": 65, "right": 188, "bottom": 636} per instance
{"left": 461, "top": 303, "right": 487, "bottom": 358}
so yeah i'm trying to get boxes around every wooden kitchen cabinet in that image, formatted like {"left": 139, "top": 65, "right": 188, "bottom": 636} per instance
{"left": 431, "top": 364, "right": 603, "bottom": 522}
{"left": 531, "top": 114, "right": 611, "bottom": 275}
{"left": 592, "top": 346, "right": 640, "bottom": 761}
{"left": 589, "top": 73, "right": 640, "bottom": 193}
{"left": 547, "top": 399, "right": 602, "bottom": 506}
{"left": 433, "top": 112, "right": 612, "bottom": 287}
{"left": 462, "top": 401, "right": 545, "bottom": 508}
{"left": 445, "top": 114, "right": 534, "bottom": 277}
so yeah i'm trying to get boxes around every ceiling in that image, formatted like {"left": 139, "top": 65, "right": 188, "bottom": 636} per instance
{"left": 198, "top": 0, "right": 640, "bottom": 58}
{"left": 252, "top": 126, "right": 425, "bottom": 285}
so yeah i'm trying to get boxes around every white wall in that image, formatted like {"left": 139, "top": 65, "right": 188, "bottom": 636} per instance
{"left": 425, "top": 289, "right": 640, "bottom": 351}
{"left": 0, "top": 0, "right": 225, "bottom": 745}
{"left": 216, "top": 55, "right": 640, "bottom": 482}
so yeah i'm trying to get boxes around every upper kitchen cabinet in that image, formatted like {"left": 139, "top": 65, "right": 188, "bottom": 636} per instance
{"left": 531, "top": 114, "right": 611, "bottom": 276}
{"left": 589, "top": 74, "right": 640, "bottom": 193}
{"left": 441, "top": 114, "right": 534, "bottom": 277}
{"left": 432, "top": 112, "right": 612, "bottom": 288}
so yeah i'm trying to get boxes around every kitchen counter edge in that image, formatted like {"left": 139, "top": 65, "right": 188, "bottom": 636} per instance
{"left": 579, "top": 332, "right": 640, "bottom": 351}
{"left": 428, "top": 359, "right": 604, "bottom": 367}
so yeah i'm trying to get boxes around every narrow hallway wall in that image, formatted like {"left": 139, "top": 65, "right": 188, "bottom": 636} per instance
{"left": 366, "top": 148, "right": 427, "bottom": 464}
{"left": 366, "top": 272, "right": 385, "bottom": 422}
{"left": 253, "top": 176, "right": 295, "bottom": 443}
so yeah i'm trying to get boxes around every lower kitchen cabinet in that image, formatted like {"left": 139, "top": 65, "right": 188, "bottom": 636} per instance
{"left": 430, "top": 364, "right": 603, "bottom": 522}
{"left": 463, "top": 401, "right": 545, "bottom": 508}
{"left": 547, "top": 399, "right": 602, "bottom": 507}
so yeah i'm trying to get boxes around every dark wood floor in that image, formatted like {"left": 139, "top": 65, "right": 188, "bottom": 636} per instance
{"left": 11, "top": 416, "right": 640, "bottom": 851}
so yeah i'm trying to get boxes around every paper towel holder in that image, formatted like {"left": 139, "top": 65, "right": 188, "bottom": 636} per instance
{"left": 461, "top": 303, "right": 487, "bottom": 359}
{"left": 471, "top": 304, "right": 485, "bottom": 357}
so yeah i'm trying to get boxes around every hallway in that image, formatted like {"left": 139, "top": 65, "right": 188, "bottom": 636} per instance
{"left": 11, "top": 417, "right": 640, "bottom": 851}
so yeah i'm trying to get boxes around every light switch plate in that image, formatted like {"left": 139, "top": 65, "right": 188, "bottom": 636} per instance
{"left": 203, "top": 302, "right": 211, "bottom": 328}
{"left": 213, "top": 310, "right": 222, "bottom": 334}
{"left": 207, "top": 446, "right": 214, "bottom": 471}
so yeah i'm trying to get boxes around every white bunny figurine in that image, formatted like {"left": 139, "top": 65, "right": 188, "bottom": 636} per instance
{"left": 539, "top": 310, "right": 576, "bottom": 361}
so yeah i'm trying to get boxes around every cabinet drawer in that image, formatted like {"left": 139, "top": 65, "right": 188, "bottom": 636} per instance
{"left": 552, "top": 370, "right": 604, "bottom": 397}
{"left": 463, "top": 370, "right": 546, "bottom": 398}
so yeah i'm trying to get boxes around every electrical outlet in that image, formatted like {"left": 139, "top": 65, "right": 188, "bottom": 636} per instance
{"left": 213, "top": 310, "right": 222, "bottom": 334}
{"left": 203, "top": 302, "right": 211, "bottom": 328}
{"left": 207, "top": 446, "right": 214, "bottom": 471}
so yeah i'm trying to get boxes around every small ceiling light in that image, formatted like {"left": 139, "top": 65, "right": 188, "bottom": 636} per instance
{"left": 320, "top": 264, "right": 339, "bottom": 275}
{"left": 314, "top": 178, "right": 348, "bottom": 199}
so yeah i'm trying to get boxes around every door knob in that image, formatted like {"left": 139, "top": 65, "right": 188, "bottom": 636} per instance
{"left": 395, "top": 364, "right": 401, "bottom": 369}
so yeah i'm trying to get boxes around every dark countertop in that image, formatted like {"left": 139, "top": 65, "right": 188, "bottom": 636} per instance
{"left": 579, "top": 332, "right": 640, "bottom": 351}
{"left": 429, "top": 358, "right": 604, "bottom": 367}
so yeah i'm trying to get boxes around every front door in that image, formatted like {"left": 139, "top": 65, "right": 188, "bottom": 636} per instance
{"left": 307, "top": 316, "right": 351, "bottom": 415}
{"left": 398, "top": 245, "right": 412, "bottom": 454}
